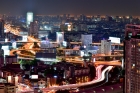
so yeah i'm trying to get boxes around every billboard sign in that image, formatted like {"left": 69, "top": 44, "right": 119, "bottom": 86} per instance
{"left": 31, "top": 75, "right": 38, "bottom": 79}
{"left": 62, "top": 41, "right": 67, "bottom": 47}
{"left": 5, "top": 38, "right": 8, "bottom": 42}
{"left": 12, "top": 42, "right": 17, "bottom": 49}
{"left": 65, "top": 23, "right": 69, "bottom": 25}
{"left": 22, "top": 36, "right": 28, "bottom": 42}
{"left": 109, "top": 37, "right": 120, "bottom": 44}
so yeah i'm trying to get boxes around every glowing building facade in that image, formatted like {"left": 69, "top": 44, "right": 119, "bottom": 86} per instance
{"left": 101, "top": 40, "right": 111, "bottom": 55}
{"left": 56, "top": 32, "right": 64, "bottom": 44}
{"left": 26, "top": 12, "right": 33, "bottom": 27}
{"left": 125, "top": 24, "right": 140, "bottom": 93}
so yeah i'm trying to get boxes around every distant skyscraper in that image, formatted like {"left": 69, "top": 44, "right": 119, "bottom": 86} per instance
{"left": 81, "top": 34, "right": 92, "bottom": 47}
{"left": 101, "top": 40, "right": 111, "bottom": 55}
{"left": 63, "top": 14, "right": 66, "bottom": 19}
{"left": 97, "top": 15, "right": 101, "bottom": 21}
{"left": 0, "top": 19, "right": 4, "bottom": 39}
{"left": 124, "top": 24, "right": 140, "bottom": 93}
{"left": 29, "top": 21, "right": 39, "bottom": 38}
{"left": 26, "top": 12, "right": 33, "bottom": 27}
{"left": 80, "top": 14, "right": 86, "bottom": 21}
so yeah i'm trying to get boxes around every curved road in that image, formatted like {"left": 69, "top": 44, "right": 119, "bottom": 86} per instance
{"left": 41, "top": 66, "right": 114, "bottom": 92}
{"left": 5, "top": 24, "right": 122, "bottom": 93}
{"left": 5, "top": 24, "right": 40, "bottom": 56}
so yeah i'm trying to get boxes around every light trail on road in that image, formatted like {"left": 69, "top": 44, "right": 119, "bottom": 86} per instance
{"left": 5, "top": 24, "right": 39, "bottom": 56}
{"left": 5, "top": 24, "right": 123, "bottom": 93}
{"left": 41, "top": 66, "right": 114, "bottom": 92}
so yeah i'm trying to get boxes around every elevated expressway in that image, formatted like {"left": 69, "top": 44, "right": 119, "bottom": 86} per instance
{"left": 94, "top": 61, "right": 121, "bottom": 66}
{"left": 42, "top": 66, "right": 114, "bottom": 92}
{"left": 4, "top": 24, "right": 40, "bottom": 57}
{"left": 4, "top": 24, "right": 124, "bottom": 93}
{"left": 5, "top": 24, "right": 124, "bottom": 59}
{"left": 69, "top": 60, "right": 121, "bottom": 66}
{"left": 65, "top": 56, "right": 122, "bottom": 66}
{"left": 70, "top": 42, "right": 123, "bottom": 46}
{"left": 41, "top": 61, "right": 122, "bottom": 92}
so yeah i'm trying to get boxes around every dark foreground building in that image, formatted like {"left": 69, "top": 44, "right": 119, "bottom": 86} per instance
{"left": 124, "top": 24, "right": 140, "bottom": 93}
{"left": 0, "top": 20, "right": 4, "bottom": 39}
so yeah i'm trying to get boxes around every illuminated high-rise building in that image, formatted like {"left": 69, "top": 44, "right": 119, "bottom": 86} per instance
{"left": 101, "top": 40, "right": 111, "bottom": 55}
{"left": 125, "top": 24, "right": 140, "bottom": 93}
{"left": 29, "top": 21, "right": 38, "bottom": 38}
{"left": 26, "top": 12, "right": 33, "bottom": 27}
{"left": 56, "top": 32, "right": 64, "bottom": 44}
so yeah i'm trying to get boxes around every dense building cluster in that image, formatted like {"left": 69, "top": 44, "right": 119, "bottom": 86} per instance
{"left": 1, "top": 14, "right": 140, "bottom": 42}
{"left": 0, "top": 13, "right": 131, "bottom": 93}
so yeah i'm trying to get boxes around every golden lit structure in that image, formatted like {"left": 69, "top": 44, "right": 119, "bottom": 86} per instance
{"left": 4, "top": 24, "right": 40, "bottom": 58}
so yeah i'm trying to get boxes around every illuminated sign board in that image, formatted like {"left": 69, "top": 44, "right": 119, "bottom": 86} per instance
{"left": 31, "top": 75, "right": 38, "bottom": 79}
{"left": 12, "top": 42, "right": 17, "bottom": 49}
{"left": 109, "top": 37, "right": 120, "bottom": 44}
{"left": 22, "top": 36, "right": 28, "bottom": 42}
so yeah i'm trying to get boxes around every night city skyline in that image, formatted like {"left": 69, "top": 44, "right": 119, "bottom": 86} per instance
{"left": 0, "top": 0, "right": 140, "bottom": 92}
{"left": 0, "top": 0, "right": 140, "bottom": 16}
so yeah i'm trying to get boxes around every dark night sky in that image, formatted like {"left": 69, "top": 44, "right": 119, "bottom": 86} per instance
{"left": 0, "top": 0, "right": 140, "bottom": 16}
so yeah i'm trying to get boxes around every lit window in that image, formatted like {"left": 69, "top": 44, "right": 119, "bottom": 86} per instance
{"left": 128, "top": 58, "right": 130, "bottom": 60}
{"left": 132, "top": 64, "right": 135, "bottom": 69}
